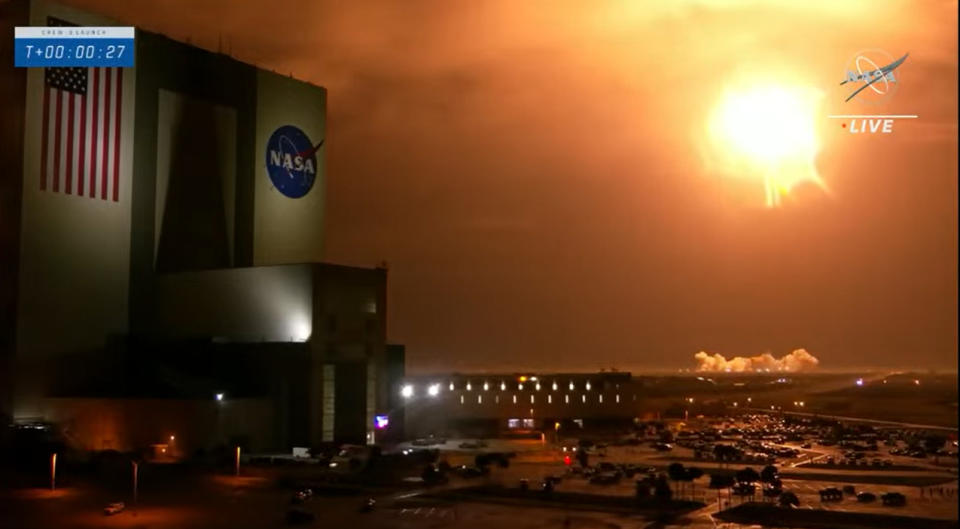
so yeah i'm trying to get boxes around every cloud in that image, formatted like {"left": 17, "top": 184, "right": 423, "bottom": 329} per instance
{"left": 694, "top": 348, "right": 820, "bottom": 372}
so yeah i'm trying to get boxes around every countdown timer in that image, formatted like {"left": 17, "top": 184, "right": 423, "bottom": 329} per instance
{"left": 14, "top": 26, "right": 134, "bottom": 67}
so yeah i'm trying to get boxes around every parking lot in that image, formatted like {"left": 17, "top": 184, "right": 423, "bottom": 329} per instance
{"left": 403, "top": 412, "right": 958, "bottom": 523}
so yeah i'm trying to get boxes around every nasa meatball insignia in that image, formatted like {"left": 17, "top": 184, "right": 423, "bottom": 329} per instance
{"left": 265, "top": 125, "right": 322, "bottom": 198}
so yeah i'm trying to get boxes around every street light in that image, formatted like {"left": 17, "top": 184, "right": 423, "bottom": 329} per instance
{"left": 215, "top": 393, "right": 224, "bottom": 402}
{"left": 400, "top": 384, "right": 414, "bottom": 399}
{"left": 427, "top": 383, "right": 440, "bottom": 397}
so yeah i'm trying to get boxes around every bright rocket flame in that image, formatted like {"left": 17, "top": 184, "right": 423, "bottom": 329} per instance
{"left": 707, "top": 84, "right": 826, "bottom": 207}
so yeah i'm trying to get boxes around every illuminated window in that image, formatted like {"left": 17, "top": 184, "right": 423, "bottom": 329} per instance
{"left": 508, "top": 418, "right": 520, "bottom": 429}
{"left": 565, "top": 394, "right": 570, "bottom": 404}
{"left": 500, "top": 381, "right": 506, "bottom": 391}
{"left": 548, "top": 395, "right": 552, "bottom": 404}
{"left": 460, "top": 395, "right": 464, "bottom": 404}
{"left": 478, "top": 395, "right": 482, "bottom": 404}
{"left": 512, "top": 394, "right": 517, "bottom": 404}
{"left": 573, "top": 419, "right": 583, "bottom": 428}
{"left": 569, "top": 382, "right": 574, "bottom": 391}
{"left": 585, "top": 381, "right": 591, "bottom": 391}
{"left": 449, "top": 382, "right": 454, "bottom": 391}
{"left": 483, "top": 382, "right": 489, "bottom": 391}
{"left": 552, "top": 382, "right": 558, "bottom": 391}
{"left": 599, "top": 394, "right": 603, "bottom": 404}
{"left": 522, "top": 418, "right": 535, "bottom": 429}
{"left": 582, "top": 395, "right": 586, "bottom": 403}
{"left": 530, "top": 395, "right": 535, "bottom": 404}
{"left": 535, "top": 383, "right": 541, "bottom": 391}
{"left": 466, "top": 382, "right": 472, "bottom": 391}
{"left": 615, "top": 394, "right": 620, "bottom": 403}
{"left": 518, "top": 383, "right": 524, "bottom": 390}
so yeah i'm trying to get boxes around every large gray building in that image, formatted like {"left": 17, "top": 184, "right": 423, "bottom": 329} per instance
{"left": 1, "top": 0, "right": 401, "bottom": 454}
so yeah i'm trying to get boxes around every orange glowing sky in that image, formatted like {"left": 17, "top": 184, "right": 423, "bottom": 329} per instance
{"left": 68, "top": 0, "right": 959, "bottom": 371}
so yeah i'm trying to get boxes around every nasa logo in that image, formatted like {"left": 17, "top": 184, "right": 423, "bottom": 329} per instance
{"left": 841, "top": 49, "right": 907, "bottom": 104}
{"left": 265, "top": 125, "right": 323, "bottom": 198}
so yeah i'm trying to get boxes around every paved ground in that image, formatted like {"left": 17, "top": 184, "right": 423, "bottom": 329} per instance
{"left": 1, "top": 434, "right": 956, "bottom": 528}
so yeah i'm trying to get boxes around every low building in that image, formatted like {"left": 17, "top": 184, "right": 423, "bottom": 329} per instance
{"left": 398, "top": 372, "right": 643, "bottom": 438}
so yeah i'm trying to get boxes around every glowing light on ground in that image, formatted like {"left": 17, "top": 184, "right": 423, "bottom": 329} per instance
{"left": 707, "top": 83, "right": 826, "bottom": 207}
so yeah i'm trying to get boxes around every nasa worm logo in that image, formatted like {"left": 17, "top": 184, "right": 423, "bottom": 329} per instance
{"left": 841, "top": 49, "right": 908, "bottom": 104}
{"left": 265, "top": 125, "right": 323, "bottom": 198}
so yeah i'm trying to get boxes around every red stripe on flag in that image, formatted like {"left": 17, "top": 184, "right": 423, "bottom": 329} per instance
{"left": 77, "top": 87, "right": 87, "bottom": 196}
{"left": 112, "top": 68, "right": 122, "bottom": 202}
{"left": 101, "top": 68, "right": 111, "bottom": 200}
{"left": 52, "top": 90, "right": 62, "bottom": 192}
{"left": 40, "top": 85, "right": 50, "bottom": 191}
{"left": 65, "top": 93, "right": 75, "bottom": 194}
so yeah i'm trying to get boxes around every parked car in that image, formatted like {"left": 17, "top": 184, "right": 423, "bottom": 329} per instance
{"left": 857, "top": 492, "right": 877, "bottom": 503}
{"left": 819, "top": 487, "right": 843, "bottom": 501}
{"left": 291, "top": 488, "right": 313, "bottom": 504}
{"left": 589, "top": 472, "right": 621, "bottom": 485}
{"left": 103, "top": 502, "right": 125, "bottom": 516}
{"left": 733, "top": 483, "right": 756, "bottom": 496}
{"left": 455, "top": 465, "right": 489, "bottom": 478}
{"left": 882, "top": 492, "right": 906, "bottom": 506}
{"left": 653, "top": 443, "right": 673, "bottom": 452}
{"left": 763, "top": 485, "right": 783, "bottom": 497}
{"left": 779, "top": 491, "right": 800, "bottom": 507}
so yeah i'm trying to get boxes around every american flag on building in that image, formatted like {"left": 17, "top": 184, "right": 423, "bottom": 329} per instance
{"left": 40, "top": 17, "right": 124, "bottom": 202}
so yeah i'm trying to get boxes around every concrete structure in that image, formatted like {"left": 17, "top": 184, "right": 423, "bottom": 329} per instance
{"left": 1, "top": 0, "right": 401, "bottom": 452}
{"left": 399, "top": 372, "right": 643, "bottom": 438}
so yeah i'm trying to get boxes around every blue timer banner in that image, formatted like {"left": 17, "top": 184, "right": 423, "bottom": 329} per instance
{"left": 14, "top": 26, "right": 134, "bottom": 68}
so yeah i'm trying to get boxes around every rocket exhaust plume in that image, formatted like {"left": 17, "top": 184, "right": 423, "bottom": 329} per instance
{"left": 693, "top": 348, "right": 820, "bottom": 372}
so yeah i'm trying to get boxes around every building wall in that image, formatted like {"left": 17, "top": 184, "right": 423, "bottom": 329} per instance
{"left": 253, "top": 71, "right": 326, "bottom": 266}
{"left": 152, "top": 264, "right": 313, "bottom": 342}
{"left": 0, "top": 0, "right": 29, "bottom": 421}
{"left": 128, "top": 28, "right": 258, "bottom": 332}
{"left": 307, "top": 265, "right": 388, "bottom": 446}
{"left": 38, "top": 397, "right": 276, "bottom": 454}
{"left": 14, "top": 1, "right": 136, "bottom": 418}
{"left": 153, "top": 89, "right": 238, "bottom": 271}
{"left": 16, "top": 0, "right": 135, "bottom": 359}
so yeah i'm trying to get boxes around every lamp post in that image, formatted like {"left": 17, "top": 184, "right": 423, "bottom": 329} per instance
{"left": 50, "top": 453, "right": 56, "bottom": 491}
{"left": 132, "top": 461, "right": 138, "bottom": 504}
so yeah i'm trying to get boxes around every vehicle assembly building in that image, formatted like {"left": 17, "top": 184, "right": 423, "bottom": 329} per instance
{"left": 1, "top": 0, "right": 402, "bottom": 455}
